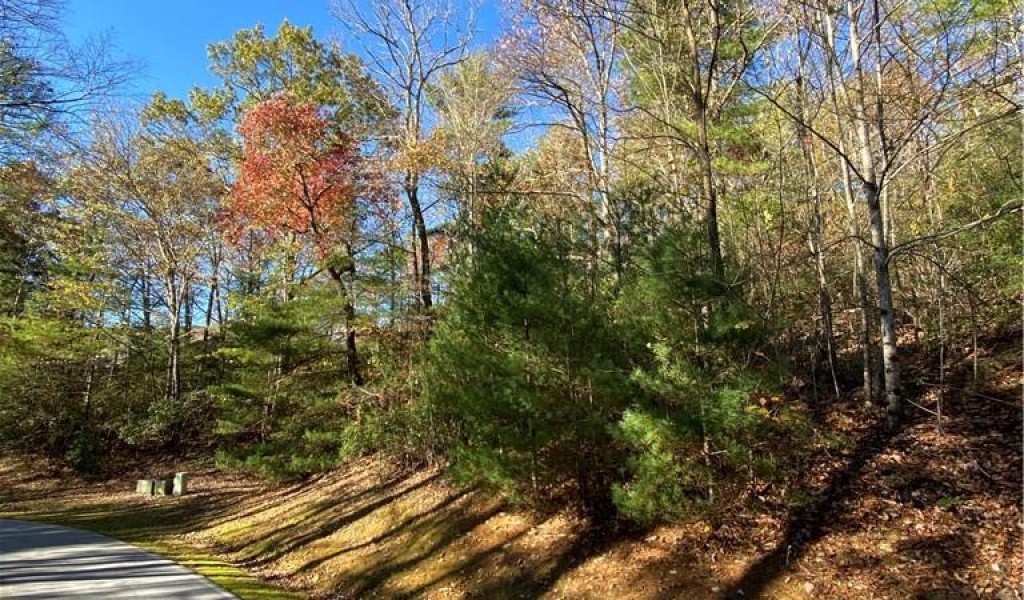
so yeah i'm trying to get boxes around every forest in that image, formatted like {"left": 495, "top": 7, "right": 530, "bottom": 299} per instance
{"left": 0, "top": 0, "right": 1020, "bottom": 587}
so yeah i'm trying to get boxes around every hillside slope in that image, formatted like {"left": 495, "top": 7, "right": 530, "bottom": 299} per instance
{"left": 1, "top": 353, "right": 1020, "bottom": 600}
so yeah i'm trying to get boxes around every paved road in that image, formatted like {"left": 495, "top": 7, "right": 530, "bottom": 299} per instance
{"left": 0, "top": 519, "right": 238, "bottom": 599}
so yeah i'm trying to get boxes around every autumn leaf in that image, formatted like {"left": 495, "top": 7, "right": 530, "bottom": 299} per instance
{"left": 225, "top": 92, "right": 383, "bottom": 255}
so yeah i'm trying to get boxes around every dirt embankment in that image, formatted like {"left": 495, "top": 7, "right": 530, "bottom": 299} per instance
{"left": 1, "top": 356, "right": 1020, "bottom": 599}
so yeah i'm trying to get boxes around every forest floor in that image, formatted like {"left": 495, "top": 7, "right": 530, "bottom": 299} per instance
{"left": 1, "top": 337, "right": 1020, "bottom": 599}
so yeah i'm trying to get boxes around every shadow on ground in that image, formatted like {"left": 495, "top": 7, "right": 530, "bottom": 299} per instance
{"left": 720, "top": 334, "right": 1022, "bottom": 599}
{"left": 1, "top": 331, "right": 1019, "bottom": 600}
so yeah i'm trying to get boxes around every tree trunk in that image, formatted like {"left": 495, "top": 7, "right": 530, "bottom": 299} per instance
{"left": 215, "top": 279, "right": 224, "bottom": 330}
{"left": 282, "top": 235, "right": 297, "bottom": 303}
{"left": 821, "top": 6, "right": 875, "bottom": 403}
{"left": 795, "top": 54, "right": 839, "bottom": 397}
{"left": 328, "top": 262, "right": 363, "bottom": 386}
{"left": 865, "top": 182, "right": 901, "bottom": 427}
{"left": 696, "top": 108, "right": 724, "bottom": 279}
{"left": 205, "top": 242, "right": 221, "bottom": 342}
{"left": 407, "top": 174, "right": 433, "bottom": 311}
{"left": 82, "top": 358, "right": 95, "bottom": 428}
{"left": 167, "top": 308, "right": 181, "bottom": 403}
{"left": 805, "top": 154, "right": 839, "bottom": 398}
{"left": 846, "top": 0, "right": 901, "bottom": 426}
{"left": 839, "top": 153, "right": 876, "bottom": 404}
{"left": 11, "top": 276, "right": 24, "bottom": 316}
{"left": 204, "top": 274, "right": 217, "bottom": 343}
{"left": 141, "top": 266, "right": 152, "bottom": 330}
{"left": 183, "top": 280, "right": 193, "bottom": 332}
{"left": 165, "top": 273, "right": 182, "bottom": 404}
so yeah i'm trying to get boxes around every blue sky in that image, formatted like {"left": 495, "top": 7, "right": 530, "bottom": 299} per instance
{"left": 64, "top": 0, "right": 502, "bottom": 102}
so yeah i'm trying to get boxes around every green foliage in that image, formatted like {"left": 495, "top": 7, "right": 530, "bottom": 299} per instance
{"left": 610, "top": 409, "right": 698, "bottom": 523}
{"left": 200, "top": 20, "right": 393, "bottom": 134}
{"left": 0, "top": 162, "right": 54, "bottom": 316}
{"left": 210, "top": 289, "right": 354, "bottom": 478}
{"left": 935, "top": 118, "right": 1022, "bottom": 322}
{"left": 606, "top": 224, "right": 807, "bottom": 522}
{"left": 338, "top": 397, "right": 437, "bottom": 463}
{"left": 421, "top": 201, "right": 633, "bottom": 510}
{"left": 408, "top": 202, "right": 811, "bottom": 522}
{"left": 0, "top": 0, "right": 1017, "bottom": 537}
{"left": 0, "top": 311, "right": 217, "bottom": 465}
{"left": 0, "top": 315, "right": 101, "bottom": 453}
{"left": 64, "top": 433, "right": 101, "bottom": 474}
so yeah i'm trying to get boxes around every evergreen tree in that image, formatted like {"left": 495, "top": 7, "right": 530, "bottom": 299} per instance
{"left": 422, "top": 200, "right": 633, "bottom": 513}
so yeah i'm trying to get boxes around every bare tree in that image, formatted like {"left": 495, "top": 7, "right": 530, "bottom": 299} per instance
{"left": 793, "top": 28, "right": 840, "bottom": 397}
{"left": 501, "top": 0, "right": 624, "bottom": 278}
{"left": 0, "top": 0, "right": 133, "bottom": 158}
{"left": 755, "top": 0, "right": 1019, "bottom": 426}
{"left": 334, "top": 0, "right": 476, "bottom": 312}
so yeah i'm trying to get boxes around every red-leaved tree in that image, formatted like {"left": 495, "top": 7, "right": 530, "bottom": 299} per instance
{"left": 227, "top": 92, "right": 377, "bottom": 385}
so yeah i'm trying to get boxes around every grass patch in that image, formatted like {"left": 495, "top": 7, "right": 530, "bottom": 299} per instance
{"left": 131, "top": 538, "right": 302, "bottom": 600}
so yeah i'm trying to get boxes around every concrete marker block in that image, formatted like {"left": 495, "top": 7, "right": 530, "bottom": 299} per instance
{"left": 173, "top": 472, "right": 188, "bottom": 496}
{"left": 153, "top": 479, "right": 172, "bottom": 496}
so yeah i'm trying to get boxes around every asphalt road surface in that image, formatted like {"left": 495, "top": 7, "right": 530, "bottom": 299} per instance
{"left": 0, "top": 519, "right": 238, "bottom": 599}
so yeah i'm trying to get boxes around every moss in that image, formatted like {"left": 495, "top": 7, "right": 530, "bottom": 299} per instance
{"left": 136, "top": 540, "right": 304, "bottom": 600}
